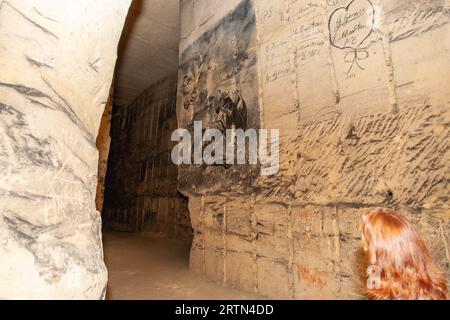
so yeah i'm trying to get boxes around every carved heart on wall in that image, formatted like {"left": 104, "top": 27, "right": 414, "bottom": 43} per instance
{"left": 328, "top": 0, "right": 375, "bottom": 50}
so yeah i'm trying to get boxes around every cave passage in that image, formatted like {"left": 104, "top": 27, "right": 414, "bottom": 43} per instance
{"left": 99, "top": 71, "right": 261, "bottom": 300}
{"left": 96, "top": 0, "right": 264, "bottom": 300}
{"left": 96, "top": 0, "right": 450, "bottom": 300}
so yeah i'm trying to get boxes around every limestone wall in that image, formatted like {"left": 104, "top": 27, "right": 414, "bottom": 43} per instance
{"left": 103, "top": 75, "right": 192, "bottom": 240}
{"left": 96, "top": 83, "right": 114, "bottom": 212}
{"left": 177, "top": 0, "right": 450, "bottom": 298}
{"left": 0, "top": 0, "right": 131, "bottom": 299}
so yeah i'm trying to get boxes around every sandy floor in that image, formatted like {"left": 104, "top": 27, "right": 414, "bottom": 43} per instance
{"left": 103, "top": 232, "right": 262, "bottom": 300}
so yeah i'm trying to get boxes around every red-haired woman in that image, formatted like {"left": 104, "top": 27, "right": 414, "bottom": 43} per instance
{"left": 361, "top": 208, "right": 448, "bottom": 300}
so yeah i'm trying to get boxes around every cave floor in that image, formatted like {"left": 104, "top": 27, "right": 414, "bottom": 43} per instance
{"left": 103, "top": 232, "right": 262, "bottom": 300}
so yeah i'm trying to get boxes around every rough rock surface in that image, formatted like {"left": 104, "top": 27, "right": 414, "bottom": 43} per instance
{"left": 96, "top": 85, "right": 114, "bottom": 212}
{"left": 0, "top": 0, "right": 130, "bottom": 299}
{"left": 178, "top": 0, "right": 450, "bottom": 298}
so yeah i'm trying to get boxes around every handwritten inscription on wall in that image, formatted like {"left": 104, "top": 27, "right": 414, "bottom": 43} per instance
{"left": 328, "top": 0, "right": 375, "bottom": 49}
{"left": 328, "top": 0, "right": 376, "bottom": 74}
{"left": 263, "top": 39, "right": 291, "bottom": 84}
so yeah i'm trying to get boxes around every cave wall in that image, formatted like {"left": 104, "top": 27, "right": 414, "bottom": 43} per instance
{"left": 0, "top": 0, "right": 131, "bottom": 299}
{"left": 96, "top": 83, "right": 114, "bottom": 212}
{"left": 177, "top": 0, "right": 450, "bottom": 298}
{"left": 103, "top": 75, "right": 192, "bottom": 240}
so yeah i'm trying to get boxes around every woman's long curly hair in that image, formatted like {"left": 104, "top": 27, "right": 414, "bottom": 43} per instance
{"left": 361, "top": 208, "right": 448, "bottom": 300}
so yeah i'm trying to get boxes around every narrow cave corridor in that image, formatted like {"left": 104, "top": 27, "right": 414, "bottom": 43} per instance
{"left": 0, "top": 0, "right": 448, "bottom": 302}
{"left": 96, "top": 0, "right": 262, "bottom": 300}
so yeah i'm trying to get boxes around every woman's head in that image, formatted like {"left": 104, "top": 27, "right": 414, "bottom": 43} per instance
{"left": 361, "top": 208, "right": 448, "bottom": 300}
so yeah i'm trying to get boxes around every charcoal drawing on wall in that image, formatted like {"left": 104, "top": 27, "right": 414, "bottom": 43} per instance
{"left": 177, "top": 0, "right": 260, "bottom": 195}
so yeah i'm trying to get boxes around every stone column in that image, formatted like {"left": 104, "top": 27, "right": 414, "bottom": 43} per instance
{"left": 0, "top": 0, "right": 131, "bottom": 299}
